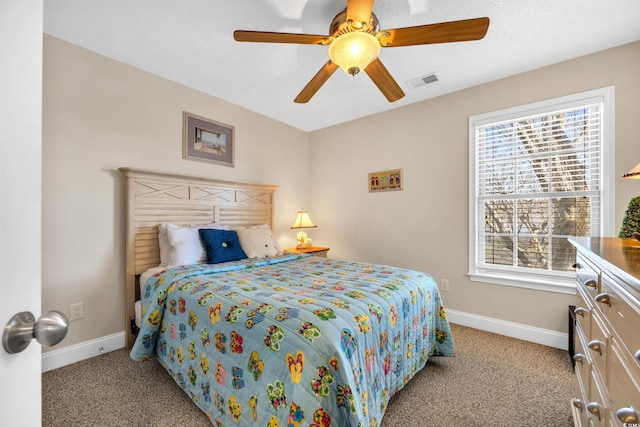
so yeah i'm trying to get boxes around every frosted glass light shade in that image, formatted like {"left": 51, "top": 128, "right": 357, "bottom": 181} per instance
{"left": 328, "top": 31, "right": 380, "bottom": 76}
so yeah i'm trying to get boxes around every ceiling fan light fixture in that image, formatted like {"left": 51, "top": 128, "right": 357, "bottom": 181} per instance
{"left": 328, "top": 31, "right": 380, "bottom": 76}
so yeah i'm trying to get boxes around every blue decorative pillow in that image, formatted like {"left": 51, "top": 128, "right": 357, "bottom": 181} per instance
{"left": 198, "top": 229, "right": 247, "bottom": 264}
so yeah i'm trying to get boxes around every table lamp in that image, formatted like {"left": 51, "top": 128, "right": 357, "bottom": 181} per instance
{"left": 290, "top": 210, "right": 317, "bottom": 249}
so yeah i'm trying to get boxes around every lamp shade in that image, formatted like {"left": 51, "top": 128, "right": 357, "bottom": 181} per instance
{"left": 623, "top": 162, "right": 640, "bottom": 179}
{"left": 290, "top": 210, "right": 317, "bottom": 229}
{"left": 328, "top": 31, "right": 380, "bottom": 76}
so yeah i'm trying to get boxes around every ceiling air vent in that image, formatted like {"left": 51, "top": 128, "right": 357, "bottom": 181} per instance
{"left": 406, "top": 73, "right": 438, "bottom": 89}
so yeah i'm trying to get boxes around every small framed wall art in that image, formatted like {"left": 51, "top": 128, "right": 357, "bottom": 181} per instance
{"left": 369, "top": 169, "right": 403, "bottom": 192}
{"left": 182, "top": 112, "right": 235, "bottom": 167}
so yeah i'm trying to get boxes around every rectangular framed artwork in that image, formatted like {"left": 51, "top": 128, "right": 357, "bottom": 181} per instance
{"left": 368, "top": 169, "right": 403, "bottom": 192}
{"left": 182, "top": 112, "right": 235, "bottom": 167}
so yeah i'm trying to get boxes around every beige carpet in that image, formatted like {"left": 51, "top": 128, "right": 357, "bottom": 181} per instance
{"left": 42, "top": 323, "right": 574, "bottom": 426}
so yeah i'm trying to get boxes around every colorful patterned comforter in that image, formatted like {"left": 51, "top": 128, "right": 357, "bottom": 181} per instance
{"left": 131, "top": 254, "right": 454, "bottom": 427}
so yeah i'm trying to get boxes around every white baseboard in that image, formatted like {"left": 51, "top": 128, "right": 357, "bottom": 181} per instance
{"left": 446, "top": 309, "right": 568, "bottom": 351}
{"left": 41, "top": 310, "right": 568, "bottom": 372}
{"left": 42, "top": 331, "right": 125, "bottom": 372}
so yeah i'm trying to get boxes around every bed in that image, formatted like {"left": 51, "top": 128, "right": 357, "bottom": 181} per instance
{"left": 120, "top": 168, "right": 454, "bottom": 427}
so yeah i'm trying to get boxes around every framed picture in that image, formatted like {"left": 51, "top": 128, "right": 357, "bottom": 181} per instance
{"left": 368, "top": 169, "right": 403, "bottom": 192}
{"left": 182, "top": 112, "right": 234, "bottom": 167}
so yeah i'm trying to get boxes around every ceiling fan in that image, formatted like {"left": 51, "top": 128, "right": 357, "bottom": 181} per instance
{"left": 234, "top": 0, "right": 489, "bottom": 104}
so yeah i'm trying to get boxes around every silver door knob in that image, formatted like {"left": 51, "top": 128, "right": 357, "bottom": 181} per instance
{"left": 573, "top": 307, "right": 587, "bottom": 317}
{"left": 588, "top": 339, "right": 603, "bottom": 355}
{"left": 587, "top": 402, "right": 602, "bottom": 420}
{"left": 617, "top": 406, "right": 639, "bottom": 423}
{"left": 594, "top": 292, "right": 611, "bottom": 306}
{"left": 572, "top": 398, "right": 584, "bottom": 411}
{"left": 3, "top": 311, "right": 68, "bottom": 354}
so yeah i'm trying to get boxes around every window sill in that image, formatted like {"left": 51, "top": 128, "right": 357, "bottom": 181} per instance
{"left": 467, "top": 272, "right": 576, "bottom": 295}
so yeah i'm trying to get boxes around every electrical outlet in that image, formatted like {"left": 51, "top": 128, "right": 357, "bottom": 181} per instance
{"left": 69, "top": 302, "right": 84, "bottom": 321}
{"left": 440, "top": 279, "right": 450, "bottom": 292}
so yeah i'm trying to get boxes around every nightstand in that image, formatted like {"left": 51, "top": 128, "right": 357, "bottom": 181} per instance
{"left": 284, "top": 246, "right": 330, "bottom": 258}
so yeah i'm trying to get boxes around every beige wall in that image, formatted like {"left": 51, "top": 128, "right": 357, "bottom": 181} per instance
{"left": 42, "top": 35, "right": 640, "bottom": 353}
{"left": 42, "top": 36, "right": 309, "bottom": 350}
{"left": 308, "top": 41, "right": 640, "bottom": 334}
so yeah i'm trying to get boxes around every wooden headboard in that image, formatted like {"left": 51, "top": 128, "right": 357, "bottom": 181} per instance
{"left": 119, "top": 167, "right": 277, "bottom": 348}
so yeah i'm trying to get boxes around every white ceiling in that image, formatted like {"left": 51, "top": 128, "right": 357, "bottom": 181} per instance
{"left": 44, "top": 0, "right": 640, "bottom": 132}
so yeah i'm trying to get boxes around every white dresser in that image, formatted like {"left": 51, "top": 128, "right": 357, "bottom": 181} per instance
{"left": 570, "top": 237, "right": 640, "bottom": 426}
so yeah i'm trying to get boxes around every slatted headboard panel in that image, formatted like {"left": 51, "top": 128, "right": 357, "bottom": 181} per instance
{"left": 119, "top": 167, "right": 277, "bottom": 348}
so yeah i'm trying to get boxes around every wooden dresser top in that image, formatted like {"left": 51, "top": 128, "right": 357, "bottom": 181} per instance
{"left": 571, "top": 237, "right": 640, "bottom": 297}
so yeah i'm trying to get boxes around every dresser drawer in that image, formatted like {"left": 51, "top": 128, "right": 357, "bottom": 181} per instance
{"left": 609, "top": 338, "right": 640, "bottom": 426}
{"left": 575, "top": 253, "right": 600, "bottom": 296}
{"left": 572, "top": 369, "right": 590, "bottom": 427}
{"left": 573, "top": 326, "right": 592, "bottom": 398}
{"left": 575, "top": 285, "right": 592, "bottom": 339}
{"left": 599, "top": 273, "right": 640, "bottom": 362}
{"left": 588, "top": 312, "right": 609, "bottom": 379}
{"left": 587, "top": 370, "right": 608, "bottom": 427}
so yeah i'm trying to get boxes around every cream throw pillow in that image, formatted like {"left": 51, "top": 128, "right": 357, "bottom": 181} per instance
{"left": 235, "top": 227, "right": 281, "bottom": 258}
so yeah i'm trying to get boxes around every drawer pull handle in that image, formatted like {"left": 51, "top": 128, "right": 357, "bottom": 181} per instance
{"left": 573, "top": 307, "right": 586, "bottom": 317}
{"left": 616, "top": 406, "right": 639, "bottom": 423}
{"left": 635, "top": 349, "right": 640, "bottom": 361}
{"left": 588, "top": 340, "right": 603, "bottom": 355}
{"left": 594, "top": 292, "right": 611, "bottom": 306}
{"left": 572, "top": 353, "right": 586, "bottom": 365}
{"left": 583, "top": 279, "right": 597, "bottom": 288}
{"left": 587, "top": 402, "right": 601, "bottom": 420}
{"left": 572, "top": 398, "right": 583, "bottom": 411}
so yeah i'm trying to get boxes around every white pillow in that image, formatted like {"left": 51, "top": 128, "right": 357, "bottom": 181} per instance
{"left": 157, "top": 223, "right": 172, "bottom": 267}
{"left": 165, "top": 223, "right": 227, "bottom": 267}
{"left": 235, "top": 227, "right": 281, "bottom": 258}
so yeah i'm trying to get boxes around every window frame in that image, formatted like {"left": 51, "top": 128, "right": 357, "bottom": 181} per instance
{"left": 468, "top": 87, "right": 615, "bottom": 294}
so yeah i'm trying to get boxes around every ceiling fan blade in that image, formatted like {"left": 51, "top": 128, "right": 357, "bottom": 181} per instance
{"left": 364, "top": 58, "right": 405, "bottom": 102}
{"left": 346, "top": 0, "right": 375, "bottom": 27}
{"left": 380, "top": 17, "right": 490, "bottom": 47}
{"left": 234, "top": 30, "right": 328, "bottom": 45}
{"left": 294, "top": 61, "right": 339, "bottom": 104}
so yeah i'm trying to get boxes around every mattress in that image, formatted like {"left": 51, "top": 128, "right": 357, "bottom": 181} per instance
{"left": 131, "top": 253, "right": 454, "bottom": 426}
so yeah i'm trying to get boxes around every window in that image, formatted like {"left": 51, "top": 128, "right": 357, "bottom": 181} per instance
{"left": 469, "top": 87, "right": 614, "bottom": 293}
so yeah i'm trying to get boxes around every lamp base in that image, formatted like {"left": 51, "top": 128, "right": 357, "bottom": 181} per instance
{"left": 296, "top": 230, "right": 309, "bottom": 249}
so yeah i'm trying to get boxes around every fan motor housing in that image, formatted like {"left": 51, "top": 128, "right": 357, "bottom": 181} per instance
{"left": 330, "top": 8, "right": 380, "bottom": 36}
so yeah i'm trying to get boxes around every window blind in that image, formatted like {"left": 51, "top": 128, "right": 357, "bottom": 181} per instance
{"left": 475, "top": 102, "right": 602, "bottom": 273}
